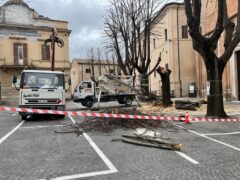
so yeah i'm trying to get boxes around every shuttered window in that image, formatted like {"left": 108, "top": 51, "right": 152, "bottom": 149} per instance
{"left": 86, "top": 69, "right": 91, "bottom": 73}
{"left": 13, "top": 43, "right": 28, "bottom": 65}
{"left": 41, "top": 45, "right": 50, "bottom": 60}
{"left": 164, "top": 29, "right": 168, "bottom": 41}
{"left": 182, "top": 25, "right": 188, "bottom": 39}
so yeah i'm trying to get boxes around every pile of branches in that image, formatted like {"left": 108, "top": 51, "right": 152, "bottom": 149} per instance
{"left": 113, "top": 134, "right": 182, "bottom": 151}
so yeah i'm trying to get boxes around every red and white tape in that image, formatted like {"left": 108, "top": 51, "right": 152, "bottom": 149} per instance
{"left": 0, "top": 106, "right": 240, "bottom": 123}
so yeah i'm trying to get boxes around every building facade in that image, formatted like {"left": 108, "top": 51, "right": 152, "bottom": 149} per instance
{"left": 0, "top": 0, "right": 71, "bottom": 98}
{"left": 71, "top": 59, "right": 119, "bottom": 93}
{"left": 149, "top": 3, "right": 197, "bottom": 97}
{"left": 196, "top": 0, "right": 239, "bottom": 101}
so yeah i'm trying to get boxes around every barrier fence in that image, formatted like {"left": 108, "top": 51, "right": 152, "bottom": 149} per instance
{"left": 0, "top": 106, "right": 239, "bottom": 123}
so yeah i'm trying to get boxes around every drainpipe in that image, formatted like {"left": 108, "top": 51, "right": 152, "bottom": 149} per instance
{"left": 177, "top": 4, "right": 182, "bottom": 97}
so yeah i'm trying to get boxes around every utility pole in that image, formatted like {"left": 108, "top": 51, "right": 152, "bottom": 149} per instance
{"left": 45, "top": 28, "right": 64, "bottom": 71}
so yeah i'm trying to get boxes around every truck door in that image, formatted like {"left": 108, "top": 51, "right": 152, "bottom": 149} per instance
{"left": 78, "top": 81, "right": 94, "bottom": 99}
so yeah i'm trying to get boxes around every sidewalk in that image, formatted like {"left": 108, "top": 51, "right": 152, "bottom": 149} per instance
{"left": 138, "top": 98, "right": 240, "bottom": 118}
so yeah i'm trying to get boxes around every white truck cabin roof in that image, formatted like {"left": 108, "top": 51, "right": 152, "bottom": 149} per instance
{"left": 22, "top": 70, "right": 64, "bottom": 75}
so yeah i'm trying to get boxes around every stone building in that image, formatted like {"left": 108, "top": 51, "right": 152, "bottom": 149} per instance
{"left": 0, "top": 0, "right": 71, "bottom": 98}
{"left": 196, "top": 0, "right": 239, "bottom": 101}
{"left": 149, "top": 2, "right": 197, "bottom": 97}
{"left": 71, "top": 59, "right": 119, "bottom": 93}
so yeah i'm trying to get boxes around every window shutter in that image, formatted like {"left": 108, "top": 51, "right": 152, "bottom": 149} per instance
{"left": 182, "top": 26, "right": 188, "bottom": 39}
{"left": 46, "top": 45, "right": 50, "bottom": 60}
{"left": 42, "top": 45, "right": 50, "bottom": 60}
{"left": 23, "top": 43, "right": 28, "bottom": 65}
{"left": 41, "top": 45, "right": 46, "bottom": 60}
{"left": 13, "top": 43, "right": 19, "bottom": 65}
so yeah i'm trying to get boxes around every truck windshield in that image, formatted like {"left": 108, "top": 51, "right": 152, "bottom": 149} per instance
{"left": 21, "top": 72, "right": 64, "bottom": 89}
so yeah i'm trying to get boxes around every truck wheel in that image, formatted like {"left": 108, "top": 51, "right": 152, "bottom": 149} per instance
{"left": 85, "top": 99, "right": 94, "bottom": 108}
{"left": 56, "top": 115, "right": 65, "bottom": 119}
{"left": 81, "top": 102, "right": 86, "bottom": 107}
{"left": 118, "top": 100, "right": 125, "bottom": 104}
{"left": 125, "top": 97, "right": 132, "bottom": 106}
{"left": 21, "top": 115, "right": 27, "bottom": 120}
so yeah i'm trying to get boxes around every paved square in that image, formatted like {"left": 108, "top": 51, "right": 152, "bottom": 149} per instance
{"left": 0, "top": 102, "right": 240, "bottom": 180}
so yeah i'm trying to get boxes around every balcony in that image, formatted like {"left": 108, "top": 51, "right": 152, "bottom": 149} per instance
{"left": 0, "top": 58, "right": 71, "bottom": 70}
{"left": 30, "top": 60, "right": 71, "bottom": 70}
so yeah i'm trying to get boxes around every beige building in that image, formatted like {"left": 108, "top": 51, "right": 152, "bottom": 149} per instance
{"left": 0, "top": 0, "right": 71, "bottom": 98}
{"left": 149, "top": 2, "right": 197, "bottom": 97}
{"left": 196, "top": 0, "right": 240, "bottom": 101}
{"left": 71, "top": 59, "right": 119, "bottom": 92}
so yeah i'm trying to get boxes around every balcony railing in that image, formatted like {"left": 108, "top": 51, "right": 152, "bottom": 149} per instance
{"left": 31, "top": 60, "right": 71, "bottom": 70}
{"left": 0, "top": 58, "right": 71, "bottom": 70}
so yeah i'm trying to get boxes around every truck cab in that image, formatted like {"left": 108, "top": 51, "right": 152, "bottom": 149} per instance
{"left": 13, "top": 70, "right": 70, "bottom": 120}
{"left": 73, "top": 81, "right": 96, "bottom": 108}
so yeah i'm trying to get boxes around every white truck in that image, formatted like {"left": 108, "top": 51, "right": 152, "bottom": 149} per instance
{"left": 73, "top": 74, "right": 139, "bottom": 108}
{"left": 12, "top": 70, "right": 71, "bottom": 120}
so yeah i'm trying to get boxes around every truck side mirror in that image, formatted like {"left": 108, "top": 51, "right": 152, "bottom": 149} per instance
{"left": 12, "top": 75, "right": 17, "bottom": 84}
{"left": 65, "top": 79, "right": 71, "bottom": 92}
{"left": 12, "top": 75, "right": 19, "bottom": 91}
{"left": 68, "top": 79, "right": 71, "bottom": 86}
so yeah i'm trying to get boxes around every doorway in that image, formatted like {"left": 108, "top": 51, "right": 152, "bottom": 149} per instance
{"left": 237, "top": 51, "right": 240, "bottom": 100}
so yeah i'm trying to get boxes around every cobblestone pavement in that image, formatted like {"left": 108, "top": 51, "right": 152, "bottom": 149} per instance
{"left": 0, "top": 101, "right": 240, "bottom": 180}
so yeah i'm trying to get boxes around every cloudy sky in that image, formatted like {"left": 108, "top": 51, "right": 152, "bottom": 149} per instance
{"left": 0, "top": 0, "right": 182, "bottom": 60}
{"left": 26, "top": 0, "right": 109, "bottom": 60}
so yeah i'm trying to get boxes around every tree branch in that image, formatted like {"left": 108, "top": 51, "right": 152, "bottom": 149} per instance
{"left": 147, "top": 52, "right": 161, "bottom": 76}
{"left": 221, "top": 0, "right": 240, "bottom": 63}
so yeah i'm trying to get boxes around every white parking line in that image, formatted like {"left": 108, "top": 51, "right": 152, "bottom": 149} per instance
{"left": 202, "top": 132, "right": 240, "bottom": 136}
{"left": 52, "top": 115, "right": 118, "bottom": 180}
{"left": 0, "top": 121, "right": 25, "bottom": 145}
{"left": 189, "top": 129, "right": 240, "bottom": 152}
{"left": 176, "top": 125, "right": 240, "bottom": 152}
{"left": 20, "top": 125, "right": 65, "bottom": 129}
{"left": 175, "top": 151, "right": 199, "bottom": 165}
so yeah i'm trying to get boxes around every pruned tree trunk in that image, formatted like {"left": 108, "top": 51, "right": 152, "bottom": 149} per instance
{"left": 157, "top": 66, "right": 172, "bottom": 107}
{"left": 206, "top": 57, "right": 227, "bottom": 117}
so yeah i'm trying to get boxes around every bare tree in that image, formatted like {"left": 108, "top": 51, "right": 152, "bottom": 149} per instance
{"left": 103, "top": 0, "right": 162, "bottom": 95}
{"left": 184, "top": 0, "right": 240, "bottom": 117}
{"left": 86, "top": 48, "right": 96, "bottom": 82}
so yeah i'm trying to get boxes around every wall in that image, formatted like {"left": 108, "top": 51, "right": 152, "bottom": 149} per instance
{"left": 0, "top": 2, "right": 71, "bottom": 98}
{"left": 149, "top": 4, "right": 196, "bottom": 97}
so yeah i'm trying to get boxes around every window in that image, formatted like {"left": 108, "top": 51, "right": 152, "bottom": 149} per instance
{"left": 13, "top": 43, "right": 27, "bottom": 65}
{"left": 21, "top": 72, "right": 64, "bottom": 89}
{"left": 80, "top": 82, "right": 92, "bottom": 90}
{"left": 109, "top": 69, "right": 114, "bottom": 74}
{"left": 154, "top": 70, "right": 157, "bottom": 77}
{"left": 18, "top": 46, "right": 23, "bottom": 65}
{"left": 153, "top": 38, "right": 156, "bottom": 49}
{"left": 164, "top": 29, "right": 168, "bottom": 41}
{"left": 182, "top": 25, "right": 188, "bottom": 39}
{"left": 85, "top": 68, "right": 91, "bottom": 73}
{"left": 41, "top": 45, "right": 50, "bottom": 60}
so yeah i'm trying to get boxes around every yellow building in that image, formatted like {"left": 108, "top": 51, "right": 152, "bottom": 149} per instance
{"left": 0, "top": 0, "right": 71, "bottom": 98}
{"left": 149, "top": 3, "right": 197, "bottom": 97}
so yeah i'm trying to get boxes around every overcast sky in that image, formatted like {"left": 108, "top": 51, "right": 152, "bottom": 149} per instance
{"left": 27, "top": 0, "right": 108, "bottom": 60}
